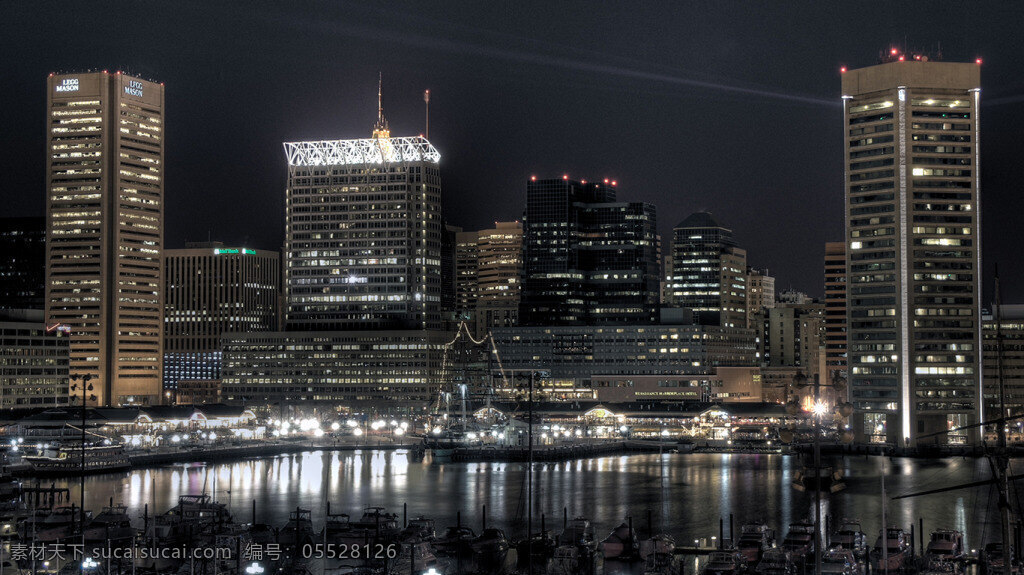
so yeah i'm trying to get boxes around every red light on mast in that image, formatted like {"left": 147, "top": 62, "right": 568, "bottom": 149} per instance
{"left": 976, "top": 58, "right": 983, "bottom": 65}
{"left": 840, "top": 66, "right": 847, "bottom": 74}
{"left": 530, "top": 175, "right": 537, "bottom": 181}
{"left": 898, "top": 55, "right": 904, "bottom": 61}
{"left": 611, "top": 180, "right": 617, "bottom": 186}
{"left": 562, "top": 174, "right": 568, "bottom": 180}
{"left": 891, "top": 48, "right": 898, "bottom": 55}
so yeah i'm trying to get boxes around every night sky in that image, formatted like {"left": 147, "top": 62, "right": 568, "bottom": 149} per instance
{"left": 3, "top": 1, "right": 1024, "bottom": 301}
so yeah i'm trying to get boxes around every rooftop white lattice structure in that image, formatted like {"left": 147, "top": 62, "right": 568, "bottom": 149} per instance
{"left": 283, "top": 136, "right": 440, "bottom": 167}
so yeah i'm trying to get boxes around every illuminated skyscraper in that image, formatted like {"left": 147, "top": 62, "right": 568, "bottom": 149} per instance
{"left": 843, "top": 55, "right": 981, "bottom": 446}
{"left": 668, "top": 212, "right": 747, "bottom": 328}
{"left": 282, "top": 89, "right": 442, "bottom": 331}
{"left": 45, "top": 71, "right": 164, "bottom": 406}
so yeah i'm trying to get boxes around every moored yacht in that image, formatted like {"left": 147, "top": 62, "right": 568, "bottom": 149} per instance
{"left": 828, "top": 518, "right": 868, "bottom": 559}
{"left": 23, "top": 442, "right": 129, "bottom": 475}
{"left": 870, "top": 526, "right": 911, "bottom": 572}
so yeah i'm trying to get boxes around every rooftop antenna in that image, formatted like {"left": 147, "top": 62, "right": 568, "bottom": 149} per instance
{"left": 372, "top": 72, "right": 389, "bottom": 139}
{"left": 424, "top": 89, "right": 431, "bottom": 139}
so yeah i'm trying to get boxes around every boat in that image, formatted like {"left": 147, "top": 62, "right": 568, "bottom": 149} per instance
{"left": 820, "top": 547, "right": 858, "bottom": 574}
{"left": 23, "top": 442, "right": 130, "bottom": 475}
{"left": 981, "top": 542, "right": 1021, "bottom": 575}
{"left": 397, "top": 515, "right": 436, "bottom": 542}
{"left": 153, "top": 494, "right": 232, "bottom": 544}
{"left": 83, "top": 504, "right": 135, "bottom": 543}
{"left": 870, "top": 526, "right": 911, "bottom": 572}
{"left": 702, "top": 550, "right": 747, "bottom": 575}
{"left": 828, "top": 518, "right": 868, "bottom": 559}
{"left": 737, "top": 523, "right": 774, "bottom": 564}
{"left": 434, "top": 525, "right": 475, "bottom": 557}
{"left": 279, "top": 507, "right": 316, "bottom": 550}
{"left": 755, "top": 548, "right": 796, "bottom": 575}
{"left": 780, "top": 520, "right": 815, "bottom": 562}
{"left": 926, "top": 529, "right": 965, "bottom": 563}
{"left": 323, "top": 512, "right": 352, "bottom": 540}
{"left": 469, "top": 527, "right": 511, "bottom": 571}
{"left": 599, "top": 522, "right": 640, "bottom": 560}
{"left": 558, "top": 516, "right": 596, "bottom": 551}
{"left": 18, "top": 505, "right": 91, "bottom": 543}
{"left": 922, "top": 558, "right": 964, "bottom": 575}
{"left": 337, "top": 506, "right": 401, "bottom": 546}
{"left": 516, "top": 529, "right": 558, "bottom": 569}
{"left": 641, "top": 533, "right": 681, "bottom": 575}
{"left": 547, "top": 545, "right": 580, "bottom": 575}
{"left": 792, "top": 460, "right": 846, "bottom": 492}
{"left": 388, "top": 540, "right": 446, "bottom": 574}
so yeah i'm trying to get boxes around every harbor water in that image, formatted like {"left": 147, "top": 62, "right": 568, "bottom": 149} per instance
{"left": 34, "top": 450, "right": 1004, "bottom": 552}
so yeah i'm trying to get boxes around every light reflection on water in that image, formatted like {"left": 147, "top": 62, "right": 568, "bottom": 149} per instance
{"left": 38, "top": 451, "right": 1001, "bottom": 547}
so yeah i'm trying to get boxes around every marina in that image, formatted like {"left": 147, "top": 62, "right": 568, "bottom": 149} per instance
{"left": 0, "top": 449, "right": 1013, "bottom": 573}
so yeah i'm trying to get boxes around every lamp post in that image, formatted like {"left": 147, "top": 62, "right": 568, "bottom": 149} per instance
{"left": 70, "top": 373, "right": 94, "bottom": 571}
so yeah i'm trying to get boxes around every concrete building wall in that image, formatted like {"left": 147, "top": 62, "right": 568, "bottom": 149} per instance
{"left": 843, "top": 60, "right": 982, "bottom": 446}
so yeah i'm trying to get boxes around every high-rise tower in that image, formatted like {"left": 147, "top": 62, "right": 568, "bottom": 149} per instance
{"left": 668, "top": 212, "right": 747, "bottom": 328}
{"left": 520, "top": 177, "right": 659, "bottom": 326}
{"left": 842, "top": 55, "right": 982, "bottom": 446}
{"left": 283, "top": 78, "right": 442, "bottom": 331}
{"left": 45, "top": 71, "right": 165, "bottom": 406}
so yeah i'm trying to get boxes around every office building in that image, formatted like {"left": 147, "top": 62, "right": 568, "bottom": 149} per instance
{"left": 453, "top": 228, "right": 478, "bottom": 323}
{"left": 824, "top": 242, "right": 848, "bottom": 383}
{"left": 843, "top": 55, "right": 982, "bottom": 446}
{"left": 440, "top": 224, "right": 460, "bottom": 320}
{"left": 0, "top": 310, "right": 70, "bottom": 407}
{"left": 746, "top": 268, "right": 775, "bottom": 328}
{"left": 475, "top": 221, "right": 523, "bottom": 335}
{"left": 220, "top": 330, "right": 449, "bottom": 409}
{"left": 491, "top": 324, "right": 757, "bottom": 389}
{"left": 282, "top": 92, "right": 442, "bottom": 331}
{"left": 0, "top": 217, "right": 46, "bottom": 310}
{"left": 45, "top": 71, "right": 164, "bottom": 406}
{"left": 667, "top": 212, "right": 747, "bottom": 328}
{"left": 520, "top": 177, "right": 659, "bottom": 326}
{"left": 163, "top": 243, "right": 280, "bottom": 394}
{"left": 760, "top": 302, "right": 826, "bottom": 377}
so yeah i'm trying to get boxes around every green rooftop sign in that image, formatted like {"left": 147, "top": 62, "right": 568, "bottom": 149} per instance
{"left": 213, "top": 248, "right": 256, "bottom": 255}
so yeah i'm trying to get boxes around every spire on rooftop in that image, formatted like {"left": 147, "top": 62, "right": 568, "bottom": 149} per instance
{"left": 372, "top": 72, "right": 390, "bottom": 139}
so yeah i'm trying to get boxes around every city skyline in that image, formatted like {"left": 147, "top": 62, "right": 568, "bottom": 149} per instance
{"left": 4, "top": 2, "right": 1024, "bottom": 301}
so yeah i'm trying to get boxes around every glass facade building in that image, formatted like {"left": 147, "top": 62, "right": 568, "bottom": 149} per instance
{"left": 520, "top": 178, "right": 659, "bottom": 326}
{"left": 0, "top": 217, "right": 46, "bottom": 311}
{"left": 668, "top": 212, "right": 747, "bottom": 328}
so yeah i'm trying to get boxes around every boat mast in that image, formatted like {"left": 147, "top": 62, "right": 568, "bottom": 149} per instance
{"left": 995, "top": 268, "right": 1012, "bottom": 565}
{"left": 881, "top": 463, "right": 888, "bottom": 575}
{"left": 814, "top": 377, "right": 822, "bottom": 575}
